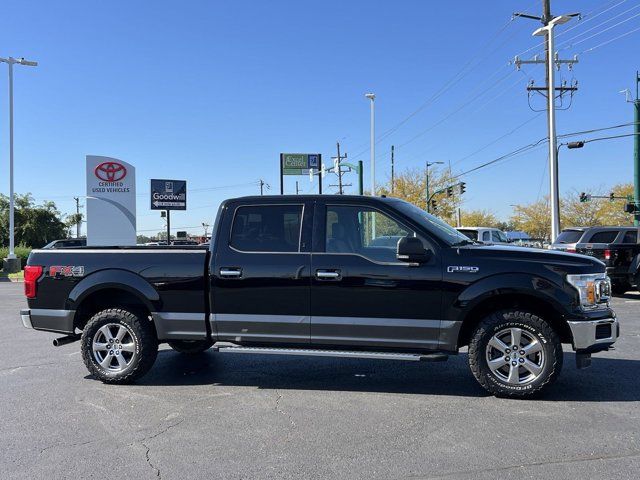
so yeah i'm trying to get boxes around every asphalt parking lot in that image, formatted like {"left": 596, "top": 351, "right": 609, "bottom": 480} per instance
{"left": 1, "top": 281, "right": 639, "bottom": 479}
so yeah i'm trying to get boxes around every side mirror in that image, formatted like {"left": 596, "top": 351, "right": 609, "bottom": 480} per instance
{"left": 397, "top": 236, "right": 430, "bottom": 263}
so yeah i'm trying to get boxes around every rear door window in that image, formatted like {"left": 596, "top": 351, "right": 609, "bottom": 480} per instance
{"left": 230, "top": 205, "right": 303, "bottom": 252}
{"left": 555, "top": 230, "right": 584, "bottom": 244}
{"left": 587, "top": 231, "right": 619, "bottom": 244}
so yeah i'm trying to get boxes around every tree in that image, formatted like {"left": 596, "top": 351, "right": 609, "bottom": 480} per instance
{"left": 378, "top": 166, "right": 460, "bottom": 224}
{"left": 459, "top": 209, "right": 501, "bottom": 228}
{"left": 509, "top": 183, "right": 635, "bottom": 241}
{"left": 0, "top": 193, "right": 67, "bottom": 248}
{"left": 65, "top": 213, "right": 84, "bottom": 238}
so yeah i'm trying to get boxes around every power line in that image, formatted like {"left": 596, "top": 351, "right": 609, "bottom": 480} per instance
{"left": 556, "top": 2, "right": 640, "bottom": 51}
{"left": 579, "top": 24, "right": 640, "bottom": 53}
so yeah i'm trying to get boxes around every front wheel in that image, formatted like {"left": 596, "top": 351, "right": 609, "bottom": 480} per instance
{"left": 468, "top": 310, "right": 563, "bottom": 398}
{"left": 81, "top": 308, "right": 158, "bottom": 384}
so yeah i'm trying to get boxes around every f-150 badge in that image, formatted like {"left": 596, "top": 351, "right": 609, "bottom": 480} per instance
{"left": 447, "top": 266, "right": 479, "bottom": 273}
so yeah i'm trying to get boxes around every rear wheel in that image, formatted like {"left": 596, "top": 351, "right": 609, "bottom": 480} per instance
{"left": 468, "top": 310, "right": 563, "bottom": 398}
{"left": 168, "top": 339, "right": 213, "bottom": 354}
{"left": 81, "top": 308, "right": 158, "bottom": 384}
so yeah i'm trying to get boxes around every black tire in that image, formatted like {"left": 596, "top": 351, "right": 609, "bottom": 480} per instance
{"left": 468, "top": 310, "right": 563, "bottom": 398}
{"left": 81, "top": 308, "right": 158, "bottom": 384}
{"left": 167, "top": 339, "right": 213, "bottom": 354}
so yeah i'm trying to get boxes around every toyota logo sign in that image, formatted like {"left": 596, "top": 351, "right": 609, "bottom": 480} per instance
{"left": 94, "top": 161, "right": 127, "bottom": 182}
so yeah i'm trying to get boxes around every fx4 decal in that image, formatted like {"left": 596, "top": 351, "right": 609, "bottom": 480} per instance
{"left": 49, "top": 265, "right": 85, "bottom": 278}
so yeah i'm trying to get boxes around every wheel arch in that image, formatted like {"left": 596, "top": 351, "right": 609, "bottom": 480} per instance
{"left": 455, "top": 289, "right": 573, "bottom": 349}
{"left": 68, "top": 269, "right": 160, "bottom": 331}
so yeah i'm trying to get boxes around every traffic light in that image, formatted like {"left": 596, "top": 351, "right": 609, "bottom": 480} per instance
{"left": 430, "top": 199, "right": 438, "bottom": 212}
{"left": 458, "top": 182, "right": 466, "bottom": 195}
{"left": 610, "top": 192, "right": 615, "bottom": 202}
{"left": 624, "top": 202, "right": 638, "bottom": 214}
{"left": 446, "top": 186, "right": 454, "bottom": 197}
{"left": 579, "top": 192, "right": 591, "bottom": 203}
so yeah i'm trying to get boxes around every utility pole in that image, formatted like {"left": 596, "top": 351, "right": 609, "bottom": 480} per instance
{"left": 391, "top": 145, "right": 395, "bottom": 194}
{"left": 73, "top": 196, "right": 82, "bottom": 238}
{"left": 259, "top": 179, "right": 270, "bottom": 195}
{"left": 634, "top": 71, "right": 640, "bottom": 226}
{"left": 365, "top": 93, "right": 376, "bottom": 195}
{"left": 513, "top": 2, "right": 579, "bottom": 242}
{"left": 295, "top": 181, "right": 300, "bottom": 195}
{"left": 330, "top": 142, "right": 350, "bottom": 194}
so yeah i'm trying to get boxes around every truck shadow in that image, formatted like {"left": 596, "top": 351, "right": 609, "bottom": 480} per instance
{"left": 131, "top": 350, "right": 640, "bottom": 401}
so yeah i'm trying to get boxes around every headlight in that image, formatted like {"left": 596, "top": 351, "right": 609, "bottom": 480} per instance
{"left": 566, "top": 273, "right": 611, "bottom": 310}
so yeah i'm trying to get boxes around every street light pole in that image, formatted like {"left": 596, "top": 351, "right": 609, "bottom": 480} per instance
{"left": 532, "top": 16, "right": 572, "bottom": 243}
{"left": 425, "top": 161, "right": 444, "bottom": 212}
{"left": 365, "top": 93, "right": 375, "bottom": 195}
{"left": 1, "top": 56, "right": 37, "bottom": 272}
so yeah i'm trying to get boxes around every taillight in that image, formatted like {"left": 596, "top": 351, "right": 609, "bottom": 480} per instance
{"left": 24, "top": 265, "right": 43, "bottom": 298}
{"left": 566, "top": 248, "right": 576, "bottom": 253}
{"left": 604, "top": 249, "right": 611, "bottom": 261}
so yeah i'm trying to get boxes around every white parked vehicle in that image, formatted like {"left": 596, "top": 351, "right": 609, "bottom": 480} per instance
{"left": 456, "top": 227, "right": 510, "bottom": 245}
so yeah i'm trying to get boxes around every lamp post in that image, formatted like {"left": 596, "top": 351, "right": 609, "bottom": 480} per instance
{"left": 365, "top": 93, "right": 375, "bottom": 195}
{"left": 1, "top": 56, "right": 37, "bottom": 273}
{"left": 426, "top": 161, "right": 444, "bottom": 212}
{"left": 532, "top": 15, "right": 573, "bottom": 242}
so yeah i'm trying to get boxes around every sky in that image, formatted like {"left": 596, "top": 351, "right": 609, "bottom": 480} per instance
{"left": 0, "top": 0, "right": 639, "bottom": 237}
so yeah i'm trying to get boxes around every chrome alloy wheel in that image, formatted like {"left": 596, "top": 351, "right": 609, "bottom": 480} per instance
{"left": 92, "top": 323, "right": 137, "bottom": 372}
{"left": 485, "top": 327, "right": 545, "bottom": 385}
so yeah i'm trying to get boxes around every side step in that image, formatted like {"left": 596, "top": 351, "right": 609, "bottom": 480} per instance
{"left": 214, "top": 345, "right": 448, "bottom": 362}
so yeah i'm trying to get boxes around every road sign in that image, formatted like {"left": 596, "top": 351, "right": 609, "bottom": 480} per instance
{"left": 281, "top": 153, "right": 320, "bottom": 175}
{"left": 280, "top": 153, "right": 322, "bottom": 194}
{"left": 150, "top": 179, "right": 187, "bottom": 210}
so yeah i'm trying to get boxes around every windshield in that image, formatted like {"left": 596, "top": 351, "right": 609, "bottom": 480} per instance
{"left": 391, "top": 199, "right": 471, "bottom": 245}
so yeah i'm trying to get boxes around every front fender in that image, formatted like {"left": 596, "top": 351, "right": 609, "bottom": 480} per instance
{"left": 67, "top": 269, "right": 160, "bottom": 312}
{"left": 447, "top": 272, "right": 574, "bottom": 323}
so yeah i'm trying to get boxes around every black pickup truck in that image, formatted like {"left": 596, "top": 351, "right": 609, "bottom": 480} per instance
{"left": 550, "top": 226, "right": 640, "bottom": 294}
{"left": 21, "top": 195, "right": 619, "bottom": 398}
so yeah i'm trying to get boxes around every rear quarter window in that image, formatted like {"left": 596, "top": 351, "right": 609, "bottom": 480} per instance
{"left": 555, "top": 230, "right": 583, "bottom": 244}
{"left": 587, "top": 231, "right": 618, "bottom": 244}
{"left": 622, "top": 230, "right": 638, "bottom": 243}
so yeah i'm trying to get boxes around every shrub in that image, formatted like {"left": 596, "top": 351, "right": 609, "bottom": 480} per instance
{"left": 0, "top": 246, "right": 32, "bottom": 269}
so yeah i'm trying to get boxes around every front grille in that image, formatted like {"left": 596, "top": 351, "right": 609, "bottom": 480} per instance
{"left": 595, "top": 323, "right": 612, "bottom": 340}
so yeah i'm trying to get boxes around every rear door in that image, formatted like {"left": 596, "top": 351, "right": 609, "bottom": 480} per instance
{"left": 310, "top": 200, "right": 442, "bottom": 351}
{"left": 210, "top": 200, "right": 313, "bottom": 344}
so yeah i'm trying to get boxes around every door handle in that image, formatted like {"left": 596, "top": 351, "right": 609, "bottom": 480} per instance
{"left": 220, "top": 267, "right": 242, "bottom": 278}
{"left": 316, "top": 269, "right": 341, "bottom": 280}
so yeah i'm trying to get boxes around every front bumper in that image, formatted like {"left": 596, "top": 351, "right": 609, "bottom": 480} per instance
{"left": 20, "top": 309, "right": 75, "bottom": 334}
{"left": 567, "top": 316, "right": 619, "bottom": 352}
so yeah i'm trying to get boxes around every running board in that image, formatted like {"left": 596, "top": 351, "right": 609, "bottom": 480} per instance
{"left": 214, "top": 345, "right": 448, "bottom": 362}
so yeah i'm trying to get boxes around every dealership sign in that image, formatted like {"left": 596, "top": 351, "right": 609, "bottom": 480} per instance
{"left": 86, "top": 155, "right": 136, "bottom": 246}
{"left": 150, "top": 179, "right": 187, "bottom": 210}
{"left": 281, "top": 153, "right": 320, "bottom": 175}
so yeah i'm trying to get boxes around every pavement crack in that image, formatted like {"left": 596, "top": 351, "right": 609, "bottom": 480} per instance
{"left": 142, "top": 419, "right": 185, "bottom": 442}
{"left": 274, "top": 389, "right": 296, "bottom": 428}
{"left": 141, "top": 442, "right": 161, "bottom": 479}
{"left": 0, "top": 362, "right": 59, "bottom": 375}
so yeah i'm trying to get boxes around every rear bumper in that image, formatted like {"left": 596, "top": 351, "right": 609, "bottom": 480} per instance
{"left": 567, "top": 316, "right": 619, "bottom": 352}
{"left": 20, "top": 309, "right": 75, "bottom": 334}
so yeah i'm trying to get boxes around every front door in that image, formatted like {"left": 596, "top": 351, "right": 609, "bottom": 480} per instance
{"left": 310, "top": 202, "right": 442, "bottom": 351}
{"left": 211, "top": 201, "right": 312, "bottom": 345}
